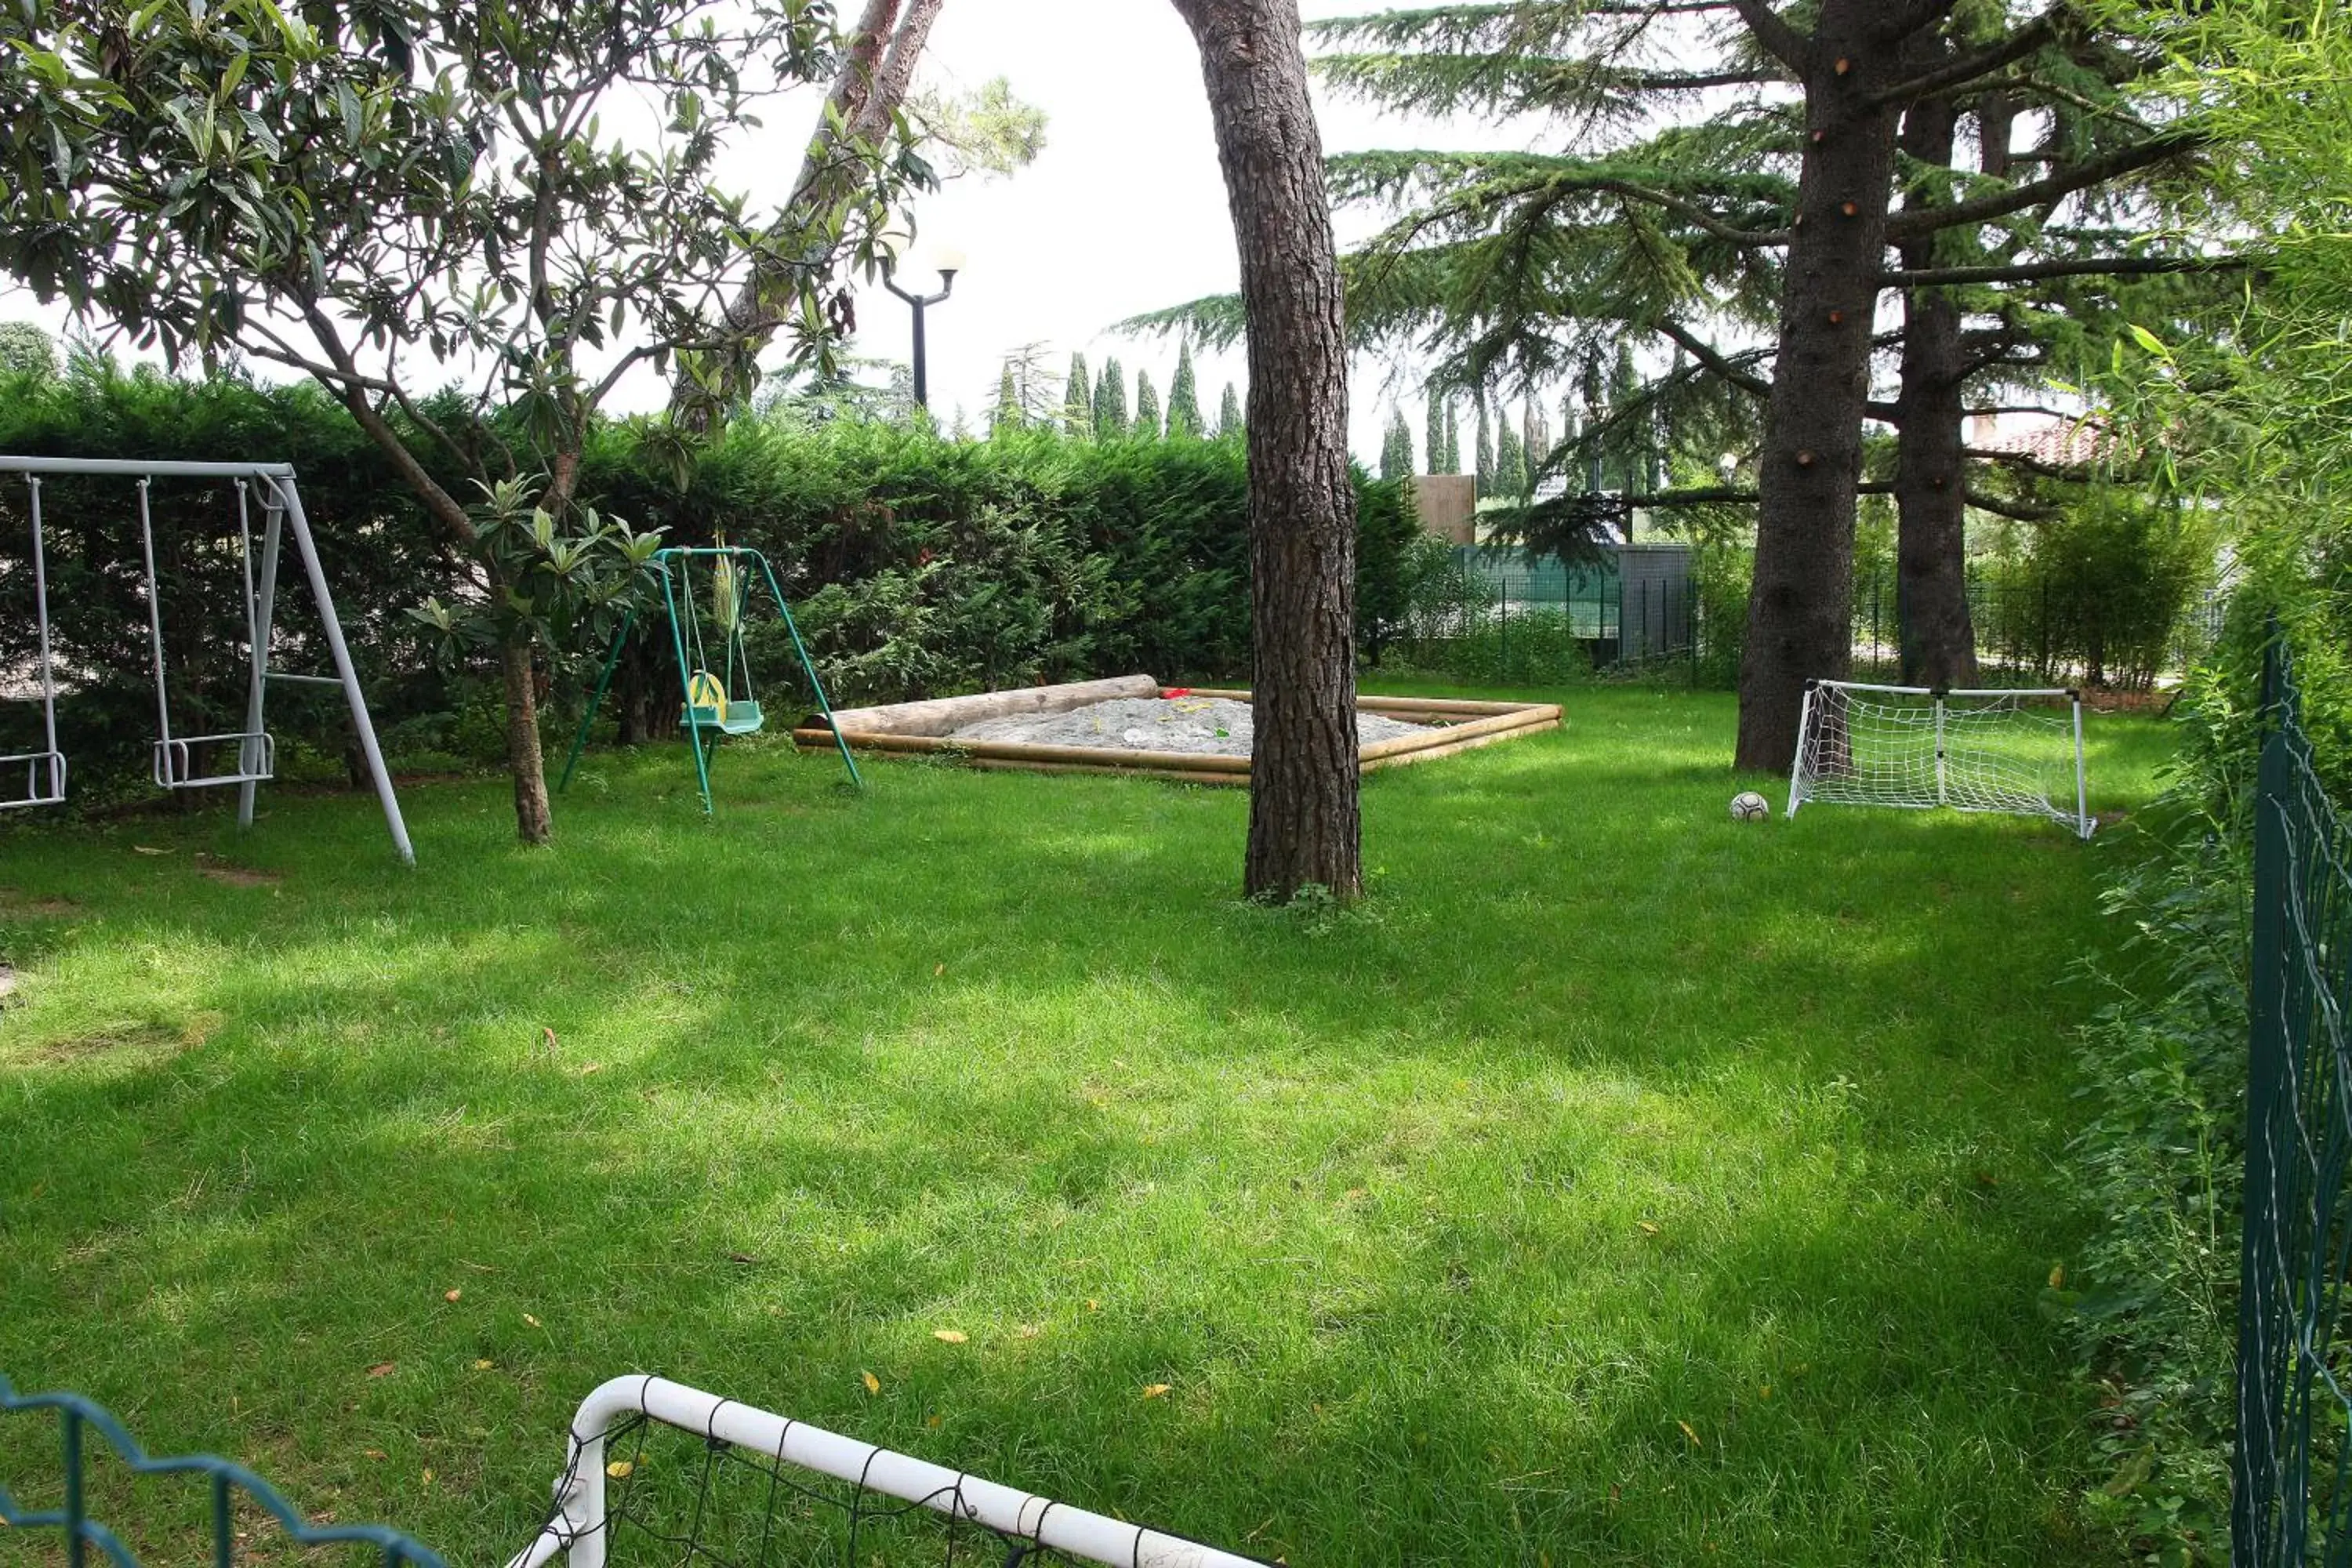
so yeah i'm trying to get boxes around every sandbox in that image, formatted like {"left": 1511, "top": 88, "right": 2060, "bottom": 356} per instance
{"left": 791, "top": 675, "right": 1561, "bottom": 786}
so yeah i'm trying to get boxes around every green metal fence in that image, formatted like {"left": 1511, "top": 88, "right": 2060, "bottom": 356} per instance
{"left": 0, "top": 1374, "right": 445, "bottom": 1568}
{"left": 2234, "top": 644, "right": 2352, "bottom": 1567}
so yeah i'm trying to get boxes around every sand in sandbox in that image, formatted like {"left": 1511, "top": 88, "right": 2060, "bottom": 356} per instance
{"left": 947, "top": 695, "right": 1432, "bottom": 758}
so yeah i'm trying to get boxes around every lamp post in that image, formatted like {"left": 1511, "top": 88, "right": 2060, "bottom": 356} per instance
{"left": 880, "top": 238, "right": 964, "bottom": 411}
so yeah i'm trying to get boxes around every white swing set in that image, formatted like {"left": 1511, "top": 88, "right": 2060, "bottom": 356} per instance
{"left": 2, "top": 456, "right": 413, "bottom": 863}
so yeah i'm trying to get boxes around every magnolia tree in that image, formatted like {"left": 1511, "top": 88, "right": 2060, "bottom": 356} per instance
{"left": 0, "top": 0, "right": 933, "bottom": 844}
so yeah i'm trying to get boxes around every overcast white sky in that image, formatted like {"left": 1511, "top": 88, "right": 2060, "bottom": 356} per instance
{"left": 0, "top": 1, "right": 1535, "bottom": 465}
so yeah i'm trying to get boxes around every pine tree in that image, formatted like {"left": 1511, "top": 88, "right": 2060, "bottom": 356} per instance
{"left": 1424, "top": 395, "right": 1444, "bottom": 477}
{"left": 1166, "top": 342, "right": 1203, "bottom": 438}
{"left": 1134, "top": 369, "right": 1162, "bottom": 439}
{"left": 1474, "top": 402, "right": 1494, "bottom": 499}
{"left": 1443, "top": 403, "right": 1459, "bottom": 474}
{"left": 1379, "top": 408, "right": 1414, "bottom": 479}
{"left": 1093, "top": 357, "right": 1127, "bottom": 440}
{"left": 1216, "top": 382, "right": 1243, "bottom": 440}
{"left": 1495, "top": 410, "right": 1526, "bottom": 499}
{"left": 1062, "top": 352, "right": 1091, "bottom": 440}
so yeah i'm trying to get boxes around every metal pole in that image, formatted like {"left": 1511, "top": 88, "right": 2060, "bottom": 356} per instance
{"left": 559, "top": 612, "right": 634, "bottom": 793}
{"left": 27, "top": 479, "right": 56, "bottom": 761}
{"left": 239, "top": 499, "right": 285, "bottom": 830}
{"left": 2072, "top": 693, "right": 2090, "bottom": 839}
{"left": 136, "top": 478, "right": 176, "bottom": 785}
{"left": 753, "top": 551, "right": 861, "bottom": 787}
{"left": 233, "top": 481, "right": 268, "bottom": 789}
{"left": 909, "top": 296, "right": 928, "bottom": 408}
{"left": 1933, "top": 690, "right": 1948, "bottom": 808}
{"left": 657, "top": 556, "right": 717, "bottom": 814}
{"left": 1786, "top": 681, "right": 1816, "bottom": 818}
{"left": 269, "top": 476, "right": 414, "bottom": 865}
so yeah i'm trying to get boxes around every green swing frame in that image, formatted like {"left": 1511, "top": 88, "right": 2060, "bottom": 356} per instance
{"left": 560, "top": 545, "right": 860, "bottom": 812}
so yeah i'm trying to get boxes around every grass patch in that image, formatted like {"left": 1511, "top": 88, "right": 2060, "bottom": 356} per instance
{"left": 0, "top": 684, "right": 2176, "bottom": 1565}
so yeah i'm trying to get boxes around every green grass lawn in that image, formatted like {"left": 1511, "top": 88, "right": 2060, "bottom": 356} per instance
{"left": 0, "top": 684, "right": 2178, "bottom": 1566}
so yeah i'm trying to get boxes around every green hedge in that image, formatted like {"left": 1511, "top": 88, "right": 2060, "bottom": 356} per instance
{"left": 0, "top": 361, "right": 1418, "bottom": 797}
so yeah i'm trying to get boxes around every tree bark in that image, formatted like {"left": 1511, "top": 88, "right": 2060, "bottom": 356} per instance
{"left": 1734, "top": 1, "right": 1907, "bottom": 772}
{"left": 1892, "top": 61, "right": 1977, "bottom": 689}
{"left": 501, "top": 637, "right": 554, "bottom": 846}
{"left": 1171, "top": 0, "right": 1361, "bottom": 903}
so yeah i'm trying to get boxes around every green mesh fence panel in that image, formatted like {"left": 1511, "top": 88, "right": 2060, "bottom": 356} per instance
{"left": 2234, "top": 644, "right": 2352, "bottom": 1566}
{"left": 0, "top": 1374, "right": 445, "bottom": 1568}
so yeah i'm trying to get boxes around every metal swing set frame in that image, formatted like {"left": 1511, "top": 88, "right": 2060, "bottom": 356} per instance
{"left": 560, "top": 543, "right": 858, "bottom": 814}
{"left": 1, "top": 456, "right": 413, "bottom": 863}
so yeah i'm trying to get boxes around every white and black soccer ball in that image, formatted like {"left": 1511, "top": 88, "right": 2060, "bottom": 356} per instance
{"left": 1730, "top": 789, "right": 1771, "bottom": 822}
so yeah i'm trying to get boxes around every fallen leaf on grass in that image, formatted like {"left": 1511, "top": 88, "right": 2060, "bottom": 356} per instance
{"left": 444, "top": 1288, "right": 462, "bottom": 1302}
{"left": 2049, "top": 1263, "right": 2065, "bottom": 1289}
{"left": 1016, "top": 1325, "right": 1040, "bottom": 1340}
{"left": 862, "top": 1371, "right": 880, "bottom": 1395}
{"left": 1637, "top": 1221, "right": 1660, "bottom": 1236}
{"left": 931, "top": 1329, "right": 967, "bottom": 1344}
{"left": 1141, "top": 1384, "right": 1171, "bottom": 1399}
{"left": 727, "top": 1252, "right": 761, "bottom": 1265}
{"left": 933, "top": 964, "right": 945, "bottom": 977}
{"left": 421, "top": 1469, "right": 434, "bottom": 1486}
{"left": 366, "top": 1363, "right": 396, "bottom": 1378}
{"left": 925, "top": 1414, "right": 941, "bottom": 1428}
{"left": 132, "top": 845, "right": 171, "bottom": 856}
{"left": 579, "top": 1062, "right": 604, "bottom": 1076}
{"left": 542, "top": 1026, "right": 557, "bottom": 1052}
{"left": 1675, "top": 1421, "right": 1700, "bottom": 1447}
{"left": 1085, "top": 1299, "right": 1099, "bottom": 1312}
{"left": 606, "top": 1461, "right": 633, "bottom": 1479}
{"left": 363, "top": 1450, "right": 387, "bottom": 1462}
{"left": 523, "top": 1313, "right": 543, "bottom": 1329}
{"left": 474, "top": 1359, "right": 495, "bottom": 1371}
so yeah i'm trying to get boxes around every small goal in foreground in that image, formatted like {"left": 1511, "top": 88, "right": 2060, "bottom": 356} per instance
{"left": 1788, "top": 680, "right": 2092, "bottom": 839}
{"left": 506, "top": 1375, "right": 1269, "bottom": 1568}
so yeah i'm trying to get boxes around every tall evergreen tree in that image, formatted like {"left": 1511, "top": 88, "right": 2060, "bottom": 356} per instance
{"left": 1216, "top": 381, "right": 1243, "bottom": 440}
{"left": 1495, "top": 409, "right": 1526, "bottom": 499}
{"left": 1062, "top": 351, "right": 1092, "bottom": 440}
{"left": 1443, "top": 401, "right": 1460, "bottom": 474}
{"left": 1134, "top": 368, "right": 1163, "bottom": 438}
{"left": 1380, "top": 407, "right": 1414, "bottom": 479}
{"left": 1474, "top": 401, "right": 1494, "bottom": 499}
{"left": 1093, "top": 356, "right": 1128, "bottom": 440}
{"left": 1298, "top": 2, "right": 2220, "bottom": 768}
{"left": 989, "top": 362, "right": 1023, "bottom": 437}
{"left": 1424, "top": 395, "right": 1444, "bottom": 477}
{"left": 1166, "top": 342, "right": 1204, "bottom": 437}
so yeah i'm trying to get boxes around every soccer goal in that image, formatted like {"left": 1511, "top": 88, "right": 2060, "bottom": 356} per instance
{"left": 506, "top": 1375, "right": 1269, "bottom": 1568}
{"left": 1788, "top": 679, "right": 2092, "bottom": 838}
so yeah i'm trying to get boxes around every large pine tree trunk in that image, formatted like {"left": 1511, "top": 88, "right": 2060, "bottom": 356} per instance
{"left": 1734, "top": 2, "right": 1905, "bottom": 772}
{"left": 501, "top": 637, "right": 554, "bottom": 846}
{"left": 1171, "top": 0, "right": 1362, "bottom": 902}
{"left": 1893, "top": 52, "right": 1977, "bottom": 690}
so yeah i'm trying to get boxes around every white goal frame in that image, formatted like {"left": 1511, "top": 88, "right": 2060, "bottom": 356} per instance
{"left": 1787, "top": 679, "right": 2092, "bottom": 839}
{"left": 506, "top": 1374, "right": 1267, "bottom": 1568}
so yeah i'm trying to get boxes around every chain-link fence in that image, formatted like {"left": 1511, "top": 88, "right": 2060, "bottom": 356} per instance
{"left": 2233, "top": 641, "right": 2352, "bottom": 1567}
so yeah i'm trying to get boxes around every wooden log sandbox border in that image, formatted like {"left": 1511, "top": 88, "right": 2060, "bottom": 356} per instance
{"left": 791, "top": 676, "right": 1561, "bottom": 786}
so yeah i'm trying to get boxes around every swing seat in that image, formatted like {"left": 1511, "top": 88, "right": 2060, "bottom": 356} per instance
{"left": 0, "top": 750, "right": 66, "bottom": 810}
{"left": 684, "top": 672, "right": 764, "bottom": 736}
{"left": 153, "top": 731, "right": 275, "bottom": 789}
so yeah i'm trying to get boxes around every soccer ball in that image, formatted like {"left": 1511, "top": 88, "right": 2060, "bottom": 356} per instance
{"left": 1730, "top": 790, "right": 1770, "bottom": 822}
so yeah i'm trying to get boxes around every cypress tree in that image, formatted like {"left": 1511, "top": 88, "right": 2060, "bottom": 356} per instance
{"left": 1216, "top": 382, "right": 1243, "bottom": 440}
{"left": 1379, "top": 408, "right": 1413, "bottom": 480}
{"left": 1474, "top": 402, "right": 1494, "bottom": 499}
{"left": 1063, "top": 352, "right": 1091, "bottom": 440}
{"left": 990, "top": 362, "right": 1022, "bottom": 437}
{"left": 1495, "top": 410, "right": 1526, "bottom": 499}
{"left": 1166, "top": 343, "right": 1204, "bottom": 437}
{"left": 1424, "top": 395, "right": 1444, "bottom": 477}
{"left": 1442, "top": 402, "right": 1460, "bottom": 474}
{"left": 1134, "top": 369, "right": 1162, "bottom": 439}
{"left": 1093, "top": 357, "right": 1127, "bottom": 440}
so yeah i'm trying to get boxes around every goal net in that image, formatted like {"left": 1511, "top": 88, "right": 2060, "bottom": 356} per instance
{"left": 1788, "top": 680, "right": 2091, "bottom": 838}
{"left": 506, "top": 1375, "right": 1269, "bottom": 1568}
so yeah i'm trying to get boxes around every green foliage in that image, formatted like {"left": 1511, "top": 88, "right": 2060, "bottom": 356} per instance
{"left": 1973, "top": 491, "right": 2220, "bottom": 691}
{"left": 1134, "top": 371, "right": 1161, "bottom": 441}
{"left": 1425, "top": 396, "right": 1446, "bottom": 476}
{"left": 1474, "top": 402, "right": 1494, "bottom": 499}
{"left": 1215, "top": 383, "right": 1243, "bottom": 441}
{"left": 1495, "top": 410, "right": 1527, "bottom": 499}
{"left": 991, "top": 364, "right": 1024, "bottom": 437}
{"left": 1062, "top": 353, "right": 1092, "bottom": 441}
{"left": 0, "top": 321, "right": 55, "bottom": 381}
{"left": 1166, "top": 343, "right": 1203, "bottom": 439}
{"left": 1380, "top": 408, "right": 1414, "bottom": 480}
{"left": 1443, "top": 401, "right": 1460, "bottom": 473}
{"left": 1093, "top": 358, "right": 1128, "bottom": 441}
